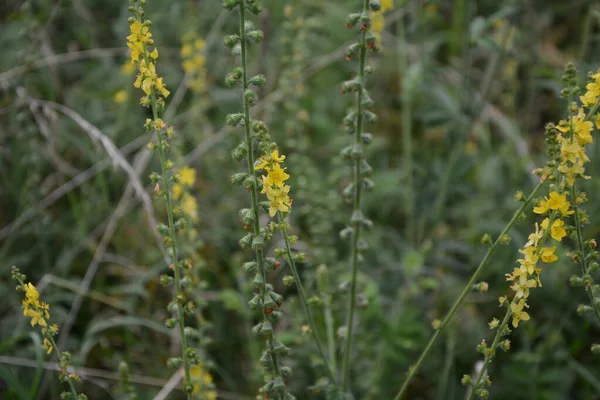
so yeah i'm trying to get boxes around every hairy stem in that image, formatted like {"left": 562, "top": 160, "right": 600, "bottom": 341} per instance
{"left": 341, "top": 0, "right": 371, "bottom": 393}
{"left": 238, "top": 2, "right": 284, "bottom": 396}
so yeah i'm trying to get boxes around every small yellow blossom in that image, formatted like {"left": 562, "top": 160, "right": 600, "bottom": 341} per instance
{"left": 21, "top": 283, "right": 50, "bottom": 328}
{"left": 525, "top": 222, "right": 543, "bottom": 247}
{"left": 540, "top": 218, "right": 567, "bottom": 242}
{"left": 540, "top": 246, "right": 558, "bottom": 263}
{"left": 533, "top": 191, "right": 573, "bottom": 216}
{"left": 114, "top": 90, "right": 127, "bottom": 104}
{"left": 510, "top": 299, "right": 530, "bottom": 328}
{"left": 178, "top": 166, "right": 197, "bottom": 187}
{"left": 558, "top": 109, "right": 593, "bottom": 145}
{"left": 181, "top": 193, "right": 199, "bottom": 222}
{"left": 188, "top": 365, "right": 217, "bottom": 399}
{"left": 381, "top": 0, "right": 394, "bottom": 11}
{"left": 579, "top": 71, "right": 600, "bottom": 106}
{"left": 171, "top": 183, "right": 183, "bottom": 200}
{"left": 264, "top": 164, "right": 290, "bottom": 188}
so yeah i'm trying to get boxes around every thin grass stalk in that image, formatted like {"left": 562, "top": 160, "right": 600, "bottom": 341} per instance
{"left": 392, "top": 181, "right": 545, "bottom": 400}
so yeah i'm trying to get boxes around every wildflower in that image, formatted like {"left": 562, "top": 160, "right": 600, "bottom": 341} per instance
{"left": 114, "top": 90, "right": 127, "bottom": 104}
{"left": 381, "top": 0, "right": 393, "bottom": 11}
{"left": 188, "top": 365, "right": 217, "bottom": 399}
{"left": 178, "top": 166, "right": 196, "bottom": 187}
{"left": 540, "top": 218, "right": 567, "bottom": 241}
{"left": 126, "top": 21, "right": 153, "bottom": 63}
{"left": 525, "top": 222, "right": 543, "bottom": 247}
{"left": 21, "top": 283, "right": 49, "bottom": 328}
{"left": 181, "top": 193, "right": 199, "bottom": 222}
{"left": 263, "top": 163, "right": 290, "bottom": 188}
{"left": 127, "top": 18, "right": 169, "bottom": 100}
{"left": 533, "top": 191, "right": 573, "bottom": 216}
{"left": 558, "top": 109, "right": 593, "bottom": 145}
{"left": 172, "top": 183, "right": 183, "bottom": 200}
{"left": 510, "top": 299, "right": 530, "bottom": 328}
{"left": 181, "top": 32, "right": 207, "bottom": 92}
{"left": 540, "top": 246, "right": 558, "bottom": 263}
{"left": 579, "top": 71, "right": 600, "bottom": 106}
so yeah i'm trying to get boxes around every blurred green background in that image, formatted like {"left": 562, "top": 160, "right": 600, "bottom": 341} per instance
{"left": 2, "top": 0, "right": 600, "bottom": 399}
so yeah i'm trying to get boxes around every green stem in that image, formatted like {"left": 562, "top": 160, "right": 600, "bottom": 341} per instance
{"left": 278, "top": 212, "right": 337, "bottom": 384}
{"left": 571, "top": 186, "right": 600, "bottom": 325}
{"left": 325, "top": 302, "right": 338, "bottom": 378}
{"left": 392, "top": 181, "right": 545, "bottom": 400}
{"left": 341, "top": 0, "right": 370, "bottom": 393}
{"left": 238, "top": 3, "right": 284, "bottom": 397}
{"left": 469, "top": 208, "right": 557, "bottom": 399}
{"left": 143, "top": 45, "right": 192, "bottom": 399}
{"left": 569, "top": 92, "right": 600, "bottom": 327}
{"left": 48, "top": 336, "right": 80, "bottom": 399}
{"left": 467, "top": 308, "right": 512, "bottom": 400}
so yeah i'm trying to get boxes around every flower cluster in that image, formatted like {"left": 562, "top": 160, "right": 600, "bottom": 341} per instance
{"left": 12, "top": 266, "right": 86, "bottom": 399}
{"left": 256, "top": 150, "right": 292, "bottom": 217}
{"left": 181, "top": 31, "right": 207, "bottom": 93}
{"left": 223, "top": 0, "right": 296, "bottom": 398}
{"left": 126, "top": 15, "right": 169, "bottom": 105}
{"left": 504, "top": 191, "right": 569, "bottom": 328}
{"left": 465, "top": 63, "right": 600, "bottom": 400}
{"left": 128, "top": 1, "right": 201, "bottom": 396}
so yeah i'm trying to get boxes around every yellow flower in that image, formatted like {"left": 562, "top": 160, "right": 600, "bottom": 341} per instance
{"left": 24, "top": 308, "right": 47, "bottom": 327}
{"left": 580, "top": 71, "right": 600, "bottom": 106}
{"left": 510, "top": 299, "right": 530, "bottom": 328}
{"left": 264, "top": 185, "right": 292, "bottom": 217}
{"left": 270, "top": 149, "right": 285, "bottom": 163}
{"left": 381, "top": 0, "right": 394, "bottom": 11}
{"left": 559, "top": 110, "right": 593, "bottom": 145}
{"left": 43, "top": 338, "right": 52, "bottom": 354}
{"left": 188, "top": 365, "right": 216, "bottom": 398}
{"left": 24, "top": 282, "right": 40, "bottom": 303}
{"left": 541, "top": 218, "right": 567, "bottom": 242}
{"left": 181, "top": 193, "right": 199, "bottom": 222}
{"left": 540, "top": 246, "right": 558, "bottom": 263}
{"left": 533, "top": 191, "right": 573, "bottom": 216}
{"left": 525, "top": 222, "right": 543, "bottom": 247}
{"left": 178, "top": 166, "right": 197, "bottom": 187}
{"left": 114, "top": 90, "right": 127, "bottom": 104}
{"left": 264, "top": 164, "right": 290, "bottom": 188}
{"left": 558, "top": 162, "right": 590, "bottom": 187}
{"left": 171, "top": 183, "right": 183, "bottom": 200}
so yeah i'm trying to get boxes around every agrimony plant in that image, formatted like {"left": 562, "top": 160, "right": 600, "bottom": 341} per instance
{"left": 464, "top": 63, "right": 600, "bottom": 399}
{"left": 11, "top": 266, "right": 87, "bottom": 400}
{"left": 339, "top": 0, "right": 381, "bottom": 394}
{"left": 223, "top": 0, "right": 295, "bottom": 398}
{"left": 126, "top": 1, "right": 202, "bottom": 397}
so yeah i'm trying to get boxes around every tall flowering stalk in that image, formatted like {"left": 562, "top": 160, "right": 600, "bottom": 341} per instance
{"left": 11, "top": 266, "right": 87, "bottom": 400}
{"left": 126, "top": 1, "right": 200, "bottom": 396}
{"left": 568, "top": 69, "right": 600, "bottom": 331}
{"left": 223, "top": 1, "right": 294, "bottom": 398}
{"left": 339, "top": 0, "right": 382, "bottom": 394}
{"left": 464, "top": 63, "right": 600, "bottom": 399}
